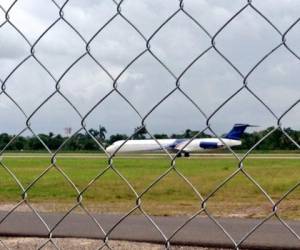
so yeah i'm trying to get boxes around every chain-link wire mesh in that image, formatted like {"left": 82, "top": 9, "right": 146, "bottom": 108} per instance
{"left": 0, "top": 0, "right": 300, "bottom": 249}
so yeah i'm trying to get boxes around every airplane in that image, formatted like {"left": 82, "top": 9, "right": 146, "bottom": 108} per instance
{"left": 106, "top": 124, "right": 251, "bottom": 157}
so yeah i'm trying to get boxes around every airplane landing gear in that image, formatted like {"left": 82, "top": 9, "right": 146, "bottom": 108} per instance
{"left": 184, "top": 152, "right": 190, "bottom": 157}
{"left": 176, "top": 152, "right": 190, "bottom": 158}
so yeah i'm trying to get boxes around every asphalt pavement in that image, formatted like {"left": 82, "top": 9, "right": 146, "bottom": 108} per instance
{"left": 0, "top": 211, "right": 299, "bottom": 249}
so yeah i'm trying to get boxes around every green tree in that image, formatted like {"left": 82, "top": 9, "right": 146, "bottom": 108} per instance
{"left": 0, "top": 133, "right": 11, "bottom": 149}
{"left": 154, "top": 134, "right": 169, "bottom": 139}
{"left": 109, "top": 134, "right": 128, "bottom": 144}
{"left": 88, "top": 128, "right": 99, "bottom": 138}
{"left": 11, "top": 136, "right": 26, "bottom": 150}
{"left": 99, "top": 125, "right": 107, "bottom": 141}
{"left": 183, "top": 129, "right": 192, "bottom": 138}
{"left": 133, "top": 126, "right": 147, "bottom": 139}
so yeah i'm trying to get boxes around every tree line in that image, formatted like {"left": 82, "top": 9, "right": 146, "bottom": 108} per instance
{"left": 0, "top": 126, "right": 299, "bottom": 151}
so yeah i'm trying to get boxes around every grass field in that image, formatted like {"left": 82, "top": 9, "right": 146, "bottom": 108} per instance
{"left": 0, "top": 153, "right": 299, "bottom": 219}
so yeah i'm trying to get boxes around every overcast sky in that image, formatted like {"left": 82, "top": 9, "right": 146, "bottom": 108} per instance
{"left": 0, "top": 0, "right": 300, "bottom": 137}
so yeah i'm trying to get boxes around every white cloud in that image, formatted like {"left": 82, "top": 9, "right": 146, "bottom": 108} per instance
{"left": 0, "top": 0, "right": 299, "bottom": 137}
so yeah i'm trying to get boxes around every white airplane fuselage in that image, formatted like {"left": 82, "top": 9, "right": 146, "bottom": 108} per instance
{"left": 106, "top": 124, "right": 251, "bottom": 156}
{"left": 106, "top": 138, "right": 241, "bottom": 154}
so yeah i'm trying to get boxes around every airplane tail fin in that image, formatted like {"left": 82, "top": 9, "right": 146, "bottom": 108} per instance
{"left": 225, "top": 124, "right": 253, "bottom": 140}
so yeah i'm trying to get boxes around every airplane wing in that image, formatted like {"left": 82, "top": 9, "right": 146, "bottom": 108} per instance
{"left": 165, "top": 139, "right": 188, "bottom": 152}
{"left": 173, "top": 140, "right": 191, "bottom": 152}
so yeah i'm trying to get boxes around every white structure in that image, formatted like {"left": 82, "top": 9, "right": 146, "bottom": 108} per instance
{"left": 106, "top": 124, "right": 250, "bottom": 157}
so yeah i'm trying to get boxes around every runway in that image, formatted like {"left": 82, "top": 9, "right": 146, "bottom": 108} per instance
{"left": 0, "top": 211, "right": 299, "bottom": 249}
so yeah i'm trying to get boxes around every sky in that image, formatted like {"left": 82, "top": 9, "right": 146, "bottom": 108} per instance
{"left": 0, "top": 0, "right": 300, "bottom": 138}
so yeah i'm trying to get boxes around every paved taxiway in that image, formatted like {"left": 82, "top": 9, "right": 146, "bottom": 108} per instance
{"left": 0, "top": 211, "right": 299, "bottom": 249}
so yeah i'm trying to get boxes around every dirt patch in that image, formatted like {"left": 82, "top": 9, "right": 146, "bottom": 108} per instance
{"left": 0, "top": 238, "right": 222, "bottom": 250}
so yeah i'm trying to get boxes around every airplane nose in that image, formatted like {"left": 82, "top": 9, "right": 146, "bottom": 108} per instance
{"left": 106, "top": 145, "right": 114, "bottom": 154}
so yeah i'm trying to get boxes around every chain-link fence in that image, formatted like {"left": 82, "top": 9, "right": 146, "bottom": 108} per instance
{"left": 0, "top": 0, "right": 300, "bottom": 249}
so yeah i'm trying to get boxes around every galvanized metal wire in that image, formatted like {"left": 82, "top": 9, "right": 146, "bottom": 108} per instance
{"left": 0, "top": 0, "right": 299, "bottom": 249}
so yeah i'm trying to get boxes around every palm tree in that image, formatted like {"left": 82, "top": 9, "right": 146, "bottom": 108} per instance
{"left": 88, "top": 128, "right": 99, "bottom": 138}
{"left": 183, "top": 129, "right": 192, "bottom": 138}
{"left": 133, "top": 126, "right": 147, "bottom": 139}
{"left": 99, "top": 125, "right": 107, "bottom": 141}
